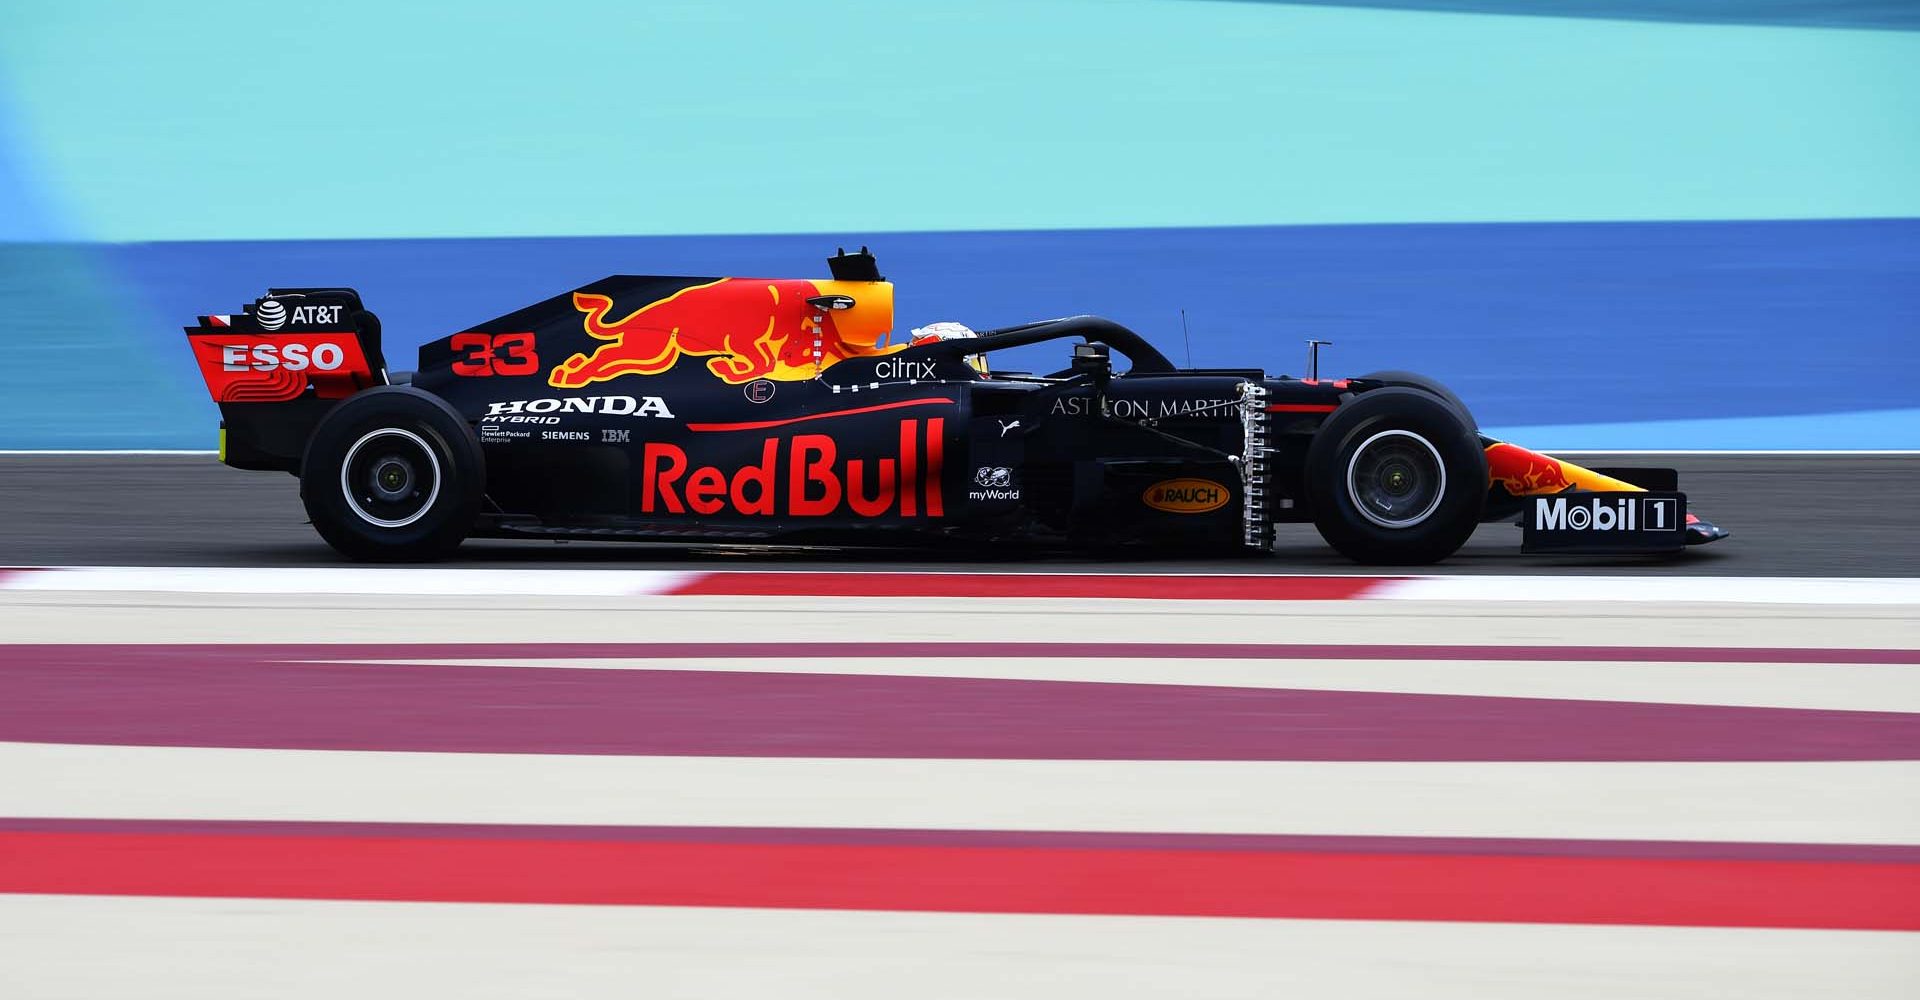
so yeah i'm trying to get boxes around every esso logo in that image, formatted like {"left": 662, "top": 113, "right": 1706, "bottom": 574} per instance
{"left": 221, "top": 342, "right": 347, "bottom": 373}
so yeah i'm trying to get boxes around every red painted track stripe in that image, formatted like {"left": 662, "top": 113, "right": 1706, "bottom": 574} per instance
{"left": 666, "top": 572, "right": 1394, "bottom": 599}
{"left": 1, "top": 831, "right": 1914, "bottom": 929}
{"left": 14, "top": 646, "right": 1913, "bottom": 760}
{"left": 8, "top": 818, "right": 1917, "bottom": 863}
{"left": 687, "top": 397, "right": 955, "bottom": 432}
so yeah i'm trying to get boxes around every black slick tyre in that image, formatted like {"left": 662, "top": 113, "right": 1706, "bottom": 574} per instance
{"left": 1306, "top": 387, "right": 1486, "bottom": 565}
{"left": 300, "top": 386, "right": 483, "bottom": 562}
{"left": 1356, "top": 370, "right": 1477, "bottom": 430}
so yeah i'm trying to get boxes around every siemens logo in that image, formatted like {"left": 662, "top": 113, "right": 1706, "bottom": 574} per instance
{"left": 1535, "top": 495, "right": 1678, "bottom": 532}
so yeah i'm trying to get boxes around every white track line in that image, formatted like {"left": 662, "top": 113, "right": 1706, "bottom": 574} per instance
{"left": 1374, "top": 576, "right": 1920, "bottom": 604}
{"left": 3, "top": 566, "right": 698, "bottom": 596}
{"left": 359, "top": 655, "right": 1920, "bottom": 713}
{"left": 6, "top": 595, "right": 1918, "bottom": 648}
{"left": 9, "top": 566, "right": 1920, "bottom": 604}
{"left": 6, "top": 743, "right": 1915, "bottom": 844}
{"left": 3, "top": 897, "right": 1912, "bottom": 1000}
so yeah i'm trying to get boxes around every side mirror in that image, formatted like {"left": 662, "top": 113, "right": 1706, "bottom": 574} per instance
{"left": 1072, "top": 341, "right": 1111, "bottom": 403}
{"left": 807, "top": 294, "right": 856, "bottom": 311}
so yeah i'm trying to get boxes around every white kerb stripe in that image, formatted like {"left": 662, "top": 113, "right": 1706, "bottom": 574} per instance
{"left": 4, "top": 568, "right": 1920, "bottom": 604}
{"left": 4, "top": 743, "right": 1915, "bottom": 844}
{"left": 1372, "top": 575, "right": 1920, "bottom": 605}
{"left": 2, "top": 897, "right": 1912, "bottom": 1000}
{"left": 365, "top": 655, "right": 1920, "bottom": 713}
{"left": 2, "top": 567, "right": 698, "bottom": 597}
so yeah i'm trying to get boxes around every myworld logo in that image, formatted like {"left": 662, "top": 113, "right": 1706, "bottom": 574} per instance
{"left": 1534, "top": 495, "right": 1674, "bottom": 532}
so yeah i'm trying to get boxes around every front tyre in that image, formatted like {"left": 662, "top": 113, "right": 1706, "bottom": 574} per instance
{"left": 1355, "top": 369, "right": 1477, "bottom": 430}
{"left": 300, "top": 387, "right": 483, "bottom": 562}
{"left": 1306, "top": 387, "right": 1485, "bottom": 565}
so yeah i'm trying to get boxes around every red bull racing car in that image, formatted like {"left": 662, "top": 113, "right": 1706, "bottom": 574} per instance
{"left": 184, "top": 249, "right": 1728, "bottom": 564}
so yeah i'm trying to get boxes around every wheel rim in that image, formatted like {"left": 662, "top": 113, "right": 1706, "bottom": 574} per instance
{"left": 341, "top": 429, "right": 441, "bottom": 528}
{"left": 1345, "top": 429, "right": 1446, "bottom": 529}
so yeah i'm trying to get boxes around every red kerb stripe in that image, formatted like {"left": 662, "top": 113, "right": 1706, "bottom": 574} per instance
{"left": 666, "top": 572, "right": 1394, "bottom": 599}
{"left": 1, "top": 831, "right": 1913, "bottom": 929}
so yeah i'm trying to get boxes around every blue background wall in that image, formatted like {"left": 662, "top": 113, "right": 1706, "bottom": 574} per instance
{"left": 0, "top": 1, "right": 1914, "bottom": 449}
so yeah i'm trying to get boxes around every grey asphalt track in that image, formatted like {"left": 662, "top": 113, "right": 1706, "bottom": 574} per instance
{"left": 1, "top": 454, "right": 1914, "bottom": 576}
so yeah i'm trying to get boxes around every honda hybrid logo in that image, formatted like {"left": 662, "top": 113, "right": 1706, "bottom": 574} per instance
{"left": 1534, "top": 495, "right": 1677, "bottom": 532}
{"left": 484, "top": 396, "right": 674, "bottom": 421}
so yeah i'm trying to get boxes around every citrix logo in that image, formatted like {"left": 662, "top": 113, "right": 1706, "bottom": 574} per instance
{"left": 1535, "top": 495, "right": 1637, "bottom": 531}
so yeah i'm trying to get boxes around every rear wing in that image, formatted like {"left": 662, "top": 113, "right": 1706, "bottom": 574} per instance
{"left": 184, "top": 288, "right": 389, "bottom": 470}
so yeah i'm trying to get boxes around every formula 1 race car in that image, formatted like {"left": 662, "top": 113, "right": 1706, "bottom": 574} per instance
{"left": 184, "top": 249, "right": 1728, "bottom": 564}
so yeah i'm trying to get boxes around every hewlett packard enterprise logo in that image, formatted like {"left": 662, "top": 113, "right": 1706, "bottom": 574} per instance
{"left": 1535, "top": 495, "right": 1678, "bottom": 532}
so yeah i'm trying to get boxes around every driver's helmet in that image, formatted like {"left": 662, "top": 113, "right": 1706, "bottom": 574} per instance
{"left": 910, "top": 322, "right": 988, "bottom": 374}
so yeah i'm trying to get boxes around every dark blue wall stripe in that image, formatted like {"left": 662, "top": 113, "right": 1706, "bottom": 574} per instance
{"left": 3, "top": 218, "right": 1915, "bottom": 449}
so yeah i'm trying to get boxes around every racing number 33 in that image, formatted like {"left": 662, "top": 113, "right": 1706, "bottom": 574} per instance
{"left": 451, "top": 332, "right": 538, "bottom": 377}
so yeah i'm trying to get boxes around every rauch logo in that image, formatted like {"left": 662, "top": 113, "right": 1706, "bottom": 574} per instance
{"left": 1143, "top": 478, "right": 1229, "bottom": 514}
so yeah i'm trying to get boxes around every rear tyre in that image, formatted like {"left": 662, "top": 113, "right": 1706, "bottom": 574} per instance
{"left": 1306, "top": 387, "right": 1485, "bottom": 565}
{"left": 300, "top": 387, "right": 483, "bottom": 562}
{"left": 1356, "top": 370, "right": 1476, "bottom": 430}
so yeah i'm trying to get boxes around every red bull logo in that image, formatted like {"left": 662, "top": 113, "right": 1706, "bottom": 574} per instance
{"left": 1486, "top": 442, "right": 1645, "bottom": 496}
{"left": 641, "top": 418, "right": 945, "bottom": 519}
{"left": 549, "top": 278, "right": 903, "bottom": 389}
{"left": 1486, "top": 443, "right": 1574, "bottom": 496}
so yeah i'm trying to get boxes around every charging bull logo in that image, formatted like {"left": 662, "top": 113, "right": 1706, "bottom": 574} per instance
{"left": 549, "top": 278, "right": 902, "bottom": 389}
{"left": 1486, "top": 442, "right": 1651, "bottom": 498}
{"left": 1485, "top": 442, "right": 1576, "bottom": 496}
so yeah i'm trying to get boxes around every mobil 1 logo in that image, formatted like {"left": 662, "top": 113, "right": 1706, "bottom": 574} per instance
{"left": 1522, "top": 491, "right": 1687, "bottom": 554}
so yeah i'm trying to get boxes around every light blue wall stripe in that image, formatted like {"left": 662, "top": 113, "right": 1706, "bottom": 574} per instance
{"left": 1, "top": 0, "right": 1916, "bottom": 241}
{"left": 1239, "top": 1, "right": 1920, "bottom": 32}
{"left": 0, "top": 91, "right": 65, "bottom": 241}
